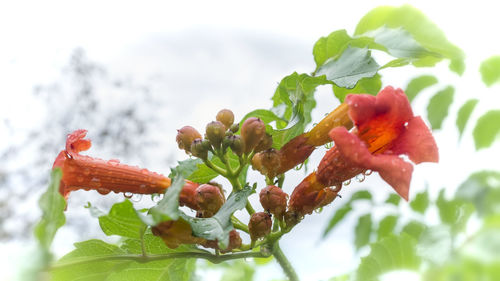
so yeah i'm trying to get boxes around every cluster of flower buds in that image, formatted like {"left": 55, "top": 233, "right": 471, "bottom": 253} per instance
{"left": 176, "top": 110, "right": 274, "bottom": 160}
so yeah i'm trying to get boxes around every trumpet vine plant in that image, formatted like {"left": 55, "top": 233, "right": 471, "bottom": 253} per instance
{"left": 33, "top": 4, "right": 500, "bottom": 281}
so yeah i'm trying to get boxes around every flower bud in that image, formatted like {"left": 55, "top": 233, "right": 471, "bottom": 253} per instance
{"left": 241, "top": 117, "right": 266, "bottom": 154}
{"left": 230, "top": 123, "right": 239, "bottom": 133}
{"left": 176, "top": 126, "right": 201, "bottom": 153}
{"left": 248, "top": 212, "right": 272, "bottom": 241}
{"left": 206, "top": 121, "right": 226, "bottom": 148}
{"left": 259, "top": 185, "right": 288, "bottom": 219}
{"left": 251, "top": 149, "right": 281, "bottom": 179}
{"left": 284, "top": 211, "right": 301, "bottom": 228}
{"left": 202, "top": 229, "right": 242, "bottom": 252}
{"left": 226, "top": 230, "right": 242, "bottom": 252}
{"left": 254, "top": 133, "right": 273, "bottom": 153}
{"left": 216, "top": 109, "right": 235, "bottom": 129}
{"left": 195, "top": 184, "right": 225, "bottom": 217}
{"left": 179, "top": 181, "right": 200, "bottom": 211}
{"left": 227, "top": 135, "right": 243, "bottom": 156}
{"left": 152, "top": 219, "right": 205, "bottom": 249}
{"left": 191, "top": 139, "right": 208, "bottom": 160}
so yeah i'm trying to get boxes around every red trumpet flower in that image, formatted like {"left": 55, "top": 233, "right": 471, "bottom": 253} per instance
{"left": 289, "top": 86, "right": 438, "bottom": 215}
{"left": 53, "top": 129, "right": 171, "bottom": 199}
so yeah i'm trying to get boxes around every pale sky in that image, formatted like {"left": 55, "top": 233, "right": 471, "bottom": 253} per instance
{"left": 1, "top": 1, "right": 499, "bottom": 280}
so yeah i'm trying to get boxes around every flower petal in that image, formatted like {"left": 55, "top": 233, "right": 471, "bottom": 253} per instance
{"left": 288, "top": 172, "right": 339, "bottom": 215}
{"left": 346, "top": 86, "right": 413, "bottom": 130}
{"left": 65, "top": 129, "right": 92, "bottom": 155}
{"left": 389, "top": 116, "right": 439, "bottom": 164}
{"left": 329, "top": 127, "right": 413, "bottom": 200}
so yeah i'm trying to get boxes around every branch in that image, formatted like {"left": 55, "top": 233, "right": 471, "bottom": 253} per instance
{"left": 48, "top": 250, "right": 269, "bottom": 271}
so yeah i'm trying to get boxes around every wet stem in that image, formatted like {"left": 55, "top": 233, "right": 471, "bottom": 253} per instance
{"left": 205, "top": 150, "right": 300, "bottom": 280}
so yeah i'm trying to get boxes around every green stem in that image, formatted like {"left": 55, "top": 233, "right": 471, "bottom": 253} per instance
{"left": 49, "top": 251, "right": 269, "bottom": 270}
{"left": 203, "top": 159, "right": 228, "bottom": 176}
{"left": 273, "top": 243, "right": 299, "bottom": 281}
{"left": 231, "top": 216, "right": 249, "bottom": 233}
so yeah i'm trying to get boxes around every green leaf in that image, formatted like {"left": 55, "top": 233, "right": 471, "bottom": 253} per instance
{"left": 401, "top": 221, "right": 426, "bottom": 240}
{"left": 385, "top": 194, "right": 401, "bottom": 206}
{"left": 436, "top": 190, "right": 475, "bottom": 233}
{"left": 355, "top": 214, "right": 373, "bottom": 250}
{"left": 480, "top": 56, "right": 500, "bottom": 86}
{"left": 332, "top": 74, "right": 382, "bottom": 102}
{"left": 51, "top": 240, "right": 128, "bottom": 281}
{"left": 456, "top": 99, "right": 479, "bottom": 138}
{"left": 355, "top": 233, "right": 420, "bottom": 281}
{"left": 182, "top": 185, "right": 254, "bottom": 248}
{"left": 455, "top": 171, "right": 500, "bottom": 216}
{"left": 34, "top": 168, "right": 66, "bottom": 251}
{"left": 51, "top": 237, "right": 195, "bottom": 281}
{"left": 240, "top": 109, "right": 286, "bottom": 128}
{"left": 312, "top": 29, "right": 379, "bottom": 69}
{"left": 361, "top": 26, "right": 441, "bottom": 63}
{"left": 115, "top": 234, "right": 196, "bottom": 281}
{"left": 473, "top": 110, "right": 500, "bottom": 149}
{"left": 409, "top": 190, "right": 429, "bottom": 214}
{"left": 271, "top": 73, "right": 330, "bottom": 148}
{"left": 405, "top": 75, "right": 438, "bottom": 102}
{"left": 99, "top": 200, "right": 146, "bottom": 239}
{"left": 417, "top": 226, "right": 453, "bottom": 265}
{"left": 349, "top": 190, "right": 373, "bottom": 202}
{"left": 322, "top": 205, "right": 352, "bottom": 238}
{"left": 377, "top": 215, "right": 398, "bottom": 240}
{"left": 316, "top": 46, "right": 380, "bottom": 89}
{"left": 427, "top": 86, "right": 454, "bottom": 130}
{"left": 141, "top": 175, "right": 185, "bottom": 226}
{"left": 169, "top": 158, "right": 203, "bottom": 179}
{"left": 354, "top": 5, "right": 464, "bottom": 74}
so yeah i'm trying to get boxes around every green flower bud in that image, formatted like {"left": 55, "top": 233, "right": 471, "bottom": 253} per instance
{"left": 191, "top": 138, "right": 208, "bottom": 160}
{"left": 259, "top": 185, "right": 288, "bottom": 219}
{"left": 216, "top": 109, "right": 235, "bottom": 129}
{"left": 228, "top": 135, "right": 243, "bottom": 156}
{"left": 241, "top": 117, "right": 266, "bottom": 154}
{"left": 195, "top": 184, "right": 225, "bottom": 217}
{"left": 205, "top": 121, "right": 226, "bottom": 148}
{"left": 230, "top": 123, "right": 239, "bottom": 133}
{"left": 176, "top": 126, "right": 201, "bottom": 153}
{"left": 248, "top": 212, "right": 272, "bottom": 241}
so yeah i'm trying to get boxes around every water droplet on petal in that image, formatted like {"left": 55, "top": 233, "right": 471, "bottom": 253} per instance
{"left": 139, "top": 184, "right": 147, "bottom": 189}
{"left": 83, "top": 168, "right": 90, "bottom": 175}
{"left": 151, "top": 194, "right": 163, "bottom": 203}
{"left": 77, "top": 176, "right": 84, "bottom": 183}
{"left": 107, "top": 159, "right": 120, "bottom": 166}
{"left": 356, "top": 174, "right": 365, "bottom": 183}
{"left": 364, "top": 170, "right": 372, "bottom": 176}
{"left": 314, "top": 207, "right": 323, "bottom": 214}
{"left": 97, "top": 188, "right": 110, "bottom": 195}
{"left": 124, "top": 192, "right": 133, "bottom": 199}
{"left": 131, "top": 194, "right": 142, "bottom": 202}
{"left": 343, "top": 179, "right": 351, "bottom": 186}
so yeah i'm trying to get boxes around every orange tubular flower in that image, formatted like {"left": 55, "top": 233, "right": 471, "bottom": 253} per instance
{"left": 252, "top": 103, "right": 353, "bottom": 177}
{"left": 289, "top": 86, "right": 438, "bottom": 215}
{"left": 53, "top": 129, "right": 171, "bottom": 199}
